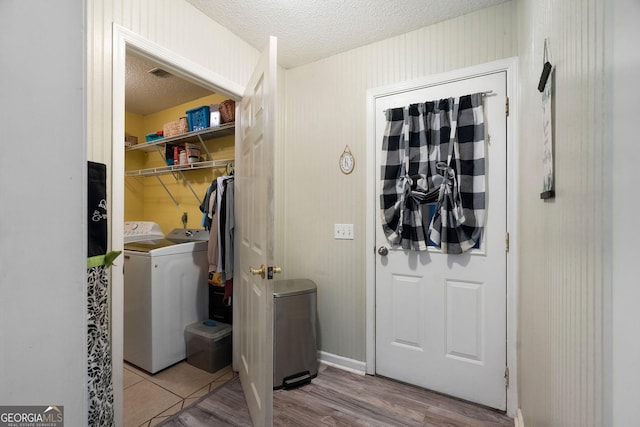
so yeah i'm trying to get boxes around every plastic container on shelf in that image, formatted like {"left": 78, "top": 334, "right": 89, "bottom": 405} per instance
{"left": 185, "top": 143, "right": 201, "bottom": 163}
{"left": 145, "top": 131, "right": 164, "bottom": 142}
{"left": 210, "top": 104, "right": 221, "bottom": 127}
{"left": 186, "top": 106, "right": 211, "bottom": 131}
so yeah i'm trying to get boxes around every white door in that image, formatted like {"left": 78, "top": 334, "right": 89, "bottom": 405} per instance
{"left": 375, "top": 71, "right": 508, "bottom": 410}
{"left": 234, "top": 36, "right": 278, "bottom": 427}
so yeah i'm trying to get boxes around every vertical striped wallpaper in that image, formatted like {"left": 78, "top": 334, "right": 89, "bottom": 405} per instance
{"left": 282, "top": 1, "right": 516, "bottom": 361}
{"left": 89, "top": 0, "right": 516, "bottom": 368}
{"left": 516, "top": 0, "right": 608, "bottom": 425}
{"left": 87, "top": 2, "right": 611, "bottom": 423}
{"left": 87, "top": 0, "right": 259, "bottom": 166}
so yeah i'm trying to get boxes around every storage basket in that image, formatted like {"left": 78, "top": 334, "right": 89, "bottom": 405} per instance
{"left": 186, "top": 106, "right": 211, "bottom": 131}
{"left": 163, "top": 117, "right": 189, "bottom": 137}
{"left": 124, "top": 134, "right": 138, "bottom": 147}
{"left": 219, "top": 100, "right": 236, "bottom": 123}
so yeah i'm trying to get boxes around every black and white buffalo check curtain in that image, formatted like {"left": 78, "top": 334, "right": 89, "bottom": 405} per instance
{"left": 380, "top": 93, "right": 485, "bottom": 254}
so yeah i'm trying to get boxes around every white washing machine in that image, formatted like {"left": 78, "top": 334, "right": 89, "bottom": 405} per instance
{"left": 124, "top": 225, "right": 209, "bottom": 374}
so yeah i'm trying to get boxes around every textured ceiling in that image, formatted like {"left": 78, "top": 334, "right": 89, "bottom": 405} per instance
{"left": 127, "top": 0, "right": 508, "bottom": 115}
{"left": 186, "top": 0, "right": 508, "bottom": 69}
{"left": 126, "top": 52, "right": 213, "bottom": 116}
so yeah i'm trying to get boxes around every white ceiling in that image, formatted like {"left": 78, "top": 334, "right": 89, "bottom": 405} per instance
{"left": 186, "top": 0, "right": 508, "bottom": 69}
{"left": 126, "top": 0, "right": 508, "bottom": 115}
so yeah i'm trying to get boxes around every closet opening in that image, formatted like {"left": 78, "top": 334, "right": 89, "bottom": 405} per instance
{"left": 112, "top": 25, "right": 242, "bottom": 425}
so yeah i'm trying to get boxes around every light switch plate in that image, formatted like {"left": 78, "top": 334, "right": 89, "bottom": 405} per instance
{"left": 334, "top": 223, "right": 354, "bottom": 240}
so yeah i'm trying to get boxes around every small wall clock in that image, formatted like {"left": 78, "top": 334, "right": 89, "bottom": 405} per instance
{"left": 339, "top": 145, "right": 355, "bottom": 175}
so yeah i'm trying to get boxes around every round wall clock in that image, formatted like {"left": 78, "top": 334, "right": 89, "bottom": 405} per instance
{"left": 339, "top": 146, "right": 355, "bottom": 175}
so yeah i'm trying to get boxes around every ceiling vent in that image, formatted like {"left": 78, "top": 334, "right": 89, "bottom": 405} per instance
{"left": 148, "top": 67, "right": 172, "bottom": 78}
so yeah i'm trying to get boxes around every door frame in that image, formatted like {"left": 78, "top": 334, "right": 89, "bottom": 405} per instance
{"left": 364, "top": 57, "right": 519, "bottom": 416}
{"left": 111, "top": 24, "right": 243, "bottom": 425}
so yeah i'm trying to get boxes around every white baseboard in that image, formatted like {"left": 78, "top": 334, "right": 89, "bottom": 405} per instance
{"left": 514, "top": 408, "right": 524, "bottom": 427}
{"left": 317, "top": 351, "right": 366, "bottom": 375}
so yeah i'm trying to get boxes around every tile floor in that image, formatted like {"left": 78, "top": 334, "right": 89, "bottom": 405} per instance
{"left": 123, "top": 361, "right": 235, "bottom": 427}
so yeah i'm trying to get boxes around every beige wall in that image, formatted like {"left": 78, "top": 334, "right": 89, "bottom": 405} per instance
{"left": 90, "top": 0, "right": 516, "bottom": 367}
{"left": 88, "top": 2, "right": 621, "bottom": 424}
{"left": 516, "top": 0, "right": 609, "bottom": 425}
{"left": 282, "top": 2, "right": 517, "bottom": 362}
{"left": 5, "top": 0, "right": 627, "bottom": 423}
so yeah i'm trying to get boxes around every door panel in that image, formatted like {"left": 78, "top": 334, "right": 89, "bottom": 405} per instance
{"left": 446, "top": 280, "right": 483, "bottom": 362}
{"left": 391, "top": 274, "right": 423, "bottom": 349}
{"left": 235, "top": 36, "right": 277, "bottom": 427}
{"left": 375, "top": 71, "right": 507, "bottom": 410}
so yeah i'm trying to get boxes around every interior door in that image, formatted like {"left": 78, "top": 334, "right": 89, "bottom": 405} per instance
{"left": 375, "top": 71, "right": 508, "bottom": 410}
{"left": 234, "top": 36, "right": 277, "bottom": 427}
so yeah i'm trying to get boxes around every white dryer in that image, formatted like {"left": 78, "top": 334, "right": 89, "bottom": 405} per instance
{"left": 124, "top": 226, "right": 209, "bottom": 374}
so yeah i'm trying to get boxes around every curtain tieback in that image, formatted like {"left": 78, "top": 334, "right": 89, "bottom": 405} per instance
{"left": 435, "top": 162, "right": 465, "bottom": 223}
{"left": 400, "top": 174, "right": 433, "bottom": 205}
{"left": 399, "top": 174, "right": 414, "bottom": 207}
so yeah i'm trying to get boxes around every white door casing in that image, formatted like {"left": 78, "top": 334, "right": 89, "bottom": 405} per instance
{"left": 365, "top": 58, "right": 519, "bottom": 415}
{"left": 234, "top": 36, "right": 278, "bottom": 427}
{"left": 371, "top": 66, "right": 514, "bottom": 411}
{"left": 112, "top": 24, "right": 244, "bottom": 426}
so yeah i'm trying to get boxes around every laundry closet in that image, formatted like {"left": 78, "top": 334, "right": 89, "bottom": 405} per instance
{"left": 122, "top": 51, "right": 236, "bottom": 376}
{"left": 124, "top": 95, "right": 235, "bottom": 235}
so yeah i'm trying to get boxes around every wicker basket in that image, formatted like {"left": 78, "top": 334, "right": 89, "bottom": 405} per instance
{"left": 163, "top": 117, "right": 189, "bottom": 137}
{"left": 219, "top": 100, "right": 236, "bottom": 124}
{"left": 124, "top": 134, "right": 138, "bottom": 147}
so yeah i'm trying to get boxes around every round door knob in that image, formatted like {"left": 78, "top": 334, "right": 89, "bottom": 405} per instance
{"left": 249, "top": 264, "right": 266, "bottom": 279}
{"left": 378, "top": 246, "right": 389, "bottom": 256}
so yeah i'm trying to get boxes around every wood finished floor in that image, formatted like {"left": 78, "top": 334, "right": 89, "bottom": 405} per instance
{"left": 159, "top": 364, "right": 513, "bottom": 426}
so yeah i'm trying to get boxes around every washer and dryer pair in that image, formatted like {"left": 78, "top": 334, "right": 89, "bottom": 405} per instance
{"left": 123, "top": 222, "right": 209, "bottom": 374}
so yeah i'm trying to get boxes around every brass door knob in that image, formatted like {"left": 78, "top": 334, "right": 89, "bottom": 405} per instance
{"left": 378, "top": 246, "right": 389, "bottom": 256}
{"left": 249, "top": 264, "right": 266, "bottom": 279}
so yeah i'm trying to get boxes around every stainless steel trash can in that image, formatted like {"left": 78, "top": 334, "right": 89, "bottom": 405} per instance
{"left": 273, "top": 279, "right": 318, "bottom": 389}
